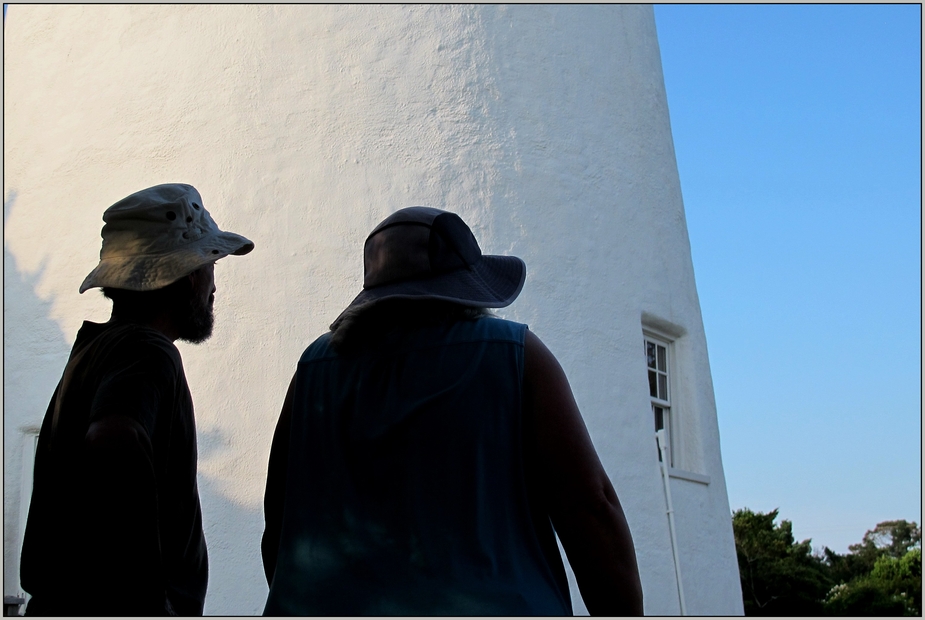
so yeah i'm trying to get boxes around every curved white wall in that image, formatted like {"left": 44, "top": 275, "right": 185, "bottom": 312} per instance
{"left": 4, "top": 5, "right": 742, "bottom": 615}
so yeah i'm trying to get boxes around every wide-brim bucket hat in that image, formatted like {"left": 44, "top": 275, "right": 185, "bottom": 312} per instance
{"left": 334, "top": 206, "right": 526, "bottom": 323}
{"left": 79, "top": 183, "right": 254, "bottom": 293}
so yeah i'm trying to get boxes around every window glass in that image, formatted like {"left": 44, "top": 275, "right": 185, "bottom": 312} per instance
{"left": 645, "top": 335, "right": 672, "bottom": 466}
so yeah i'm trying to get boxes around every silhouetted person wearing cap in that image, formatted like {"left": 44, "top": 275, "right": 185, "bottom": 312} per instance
{"left": 261, "top": 207, "right": 643, "bottom": 616}
{"left": 20, "top": 184, "right": 254, "bottom": 616}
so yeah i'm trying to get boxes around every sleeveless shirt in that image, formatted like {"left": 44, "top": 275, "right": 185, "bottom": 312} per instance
{"left": 264, "top": 316, "right": 571, "bottom": 616}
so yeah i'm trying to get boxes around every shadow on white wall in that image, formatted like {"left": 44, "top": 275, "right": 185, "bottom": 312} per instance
{"left": 3, "top": 188, "right": 72, "bottom": 602}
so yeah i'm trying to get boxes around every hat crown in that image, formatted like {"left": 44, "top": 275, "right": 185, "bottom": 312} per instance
{"left": 363, "top": 207, "right": 482, "bottom": 289}
{"left": 100, "top": 184, "right": 218, "bottom": 257}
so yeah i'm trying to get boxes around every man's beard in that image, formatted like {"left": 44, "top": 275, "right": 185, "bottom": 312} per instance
{"left": 177, "top": 293, "right": 214, "bottom": 344}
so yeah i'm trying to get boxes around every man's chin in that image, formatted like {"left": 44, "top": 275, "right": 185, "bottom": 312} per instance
{"left": 179, "top": 330, "right": 212, "bottom": 345}
{"left": 176, "top": 298, "right": 214, "bottom": 344}
{"left": 178, "top": 316, "right": 214, "bottom": 345}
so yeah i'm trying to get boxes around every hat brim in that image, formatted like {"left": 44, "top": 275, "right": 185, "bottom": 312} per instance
{"left": 334, "top": 254, "right": 526, "bottom": 324}
{"left": 79, "top": 230, "right": 254, "bottom": 293}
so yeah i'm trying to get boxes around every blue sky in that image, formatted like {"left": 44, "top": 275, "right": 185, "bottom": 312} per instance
{"left": 654, "top": 4, "right": 921, "bottom": 554}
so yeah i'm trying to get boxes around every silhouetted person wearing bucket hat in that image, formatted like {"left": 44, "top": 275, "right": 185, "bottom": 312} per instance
{"left": 20, "top": 184, "right": 254, "bottom": 616}
{"left": 261, "top": 207, "right": 643, "bottom": 616}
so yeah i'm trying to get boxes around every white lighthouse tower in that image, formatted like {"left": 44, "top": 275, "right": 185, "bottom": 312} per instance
{"left": 4, "top": 5, "right": 743, "bottom": 615}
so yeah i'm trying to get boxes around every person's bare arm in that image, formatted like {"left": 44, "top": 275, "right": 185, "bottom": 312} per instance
{"left": 262, "top": 373, "right": 296, "bottom": 586}
{"left": 524, "top": 329, "right": 644, "bottom": 616}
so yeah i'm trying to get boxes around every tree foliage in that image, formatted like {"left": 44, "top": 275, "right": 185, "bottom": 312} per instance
{"left": 850, "top": 520, "right": 921, "bottom": 563}
{"left": 733, "top": 508, "right": 831, "bottom": 615}
{"left": 732, "top": 510, "right": 922, "bottom": 616}
{"left": 823, "top": 537, "right": 921, "bottom": 616}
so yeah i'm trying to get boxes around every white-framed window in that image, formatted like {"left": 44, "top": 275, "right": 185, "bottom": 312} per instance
{"left": 645, "top": 334, "right": 673, "bottom": 466}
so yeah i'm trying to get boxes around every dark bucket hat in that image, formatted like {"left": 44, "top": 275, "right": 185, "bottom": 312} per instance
{"left": 335, "top": 206, "right": 526, "bottom": 321}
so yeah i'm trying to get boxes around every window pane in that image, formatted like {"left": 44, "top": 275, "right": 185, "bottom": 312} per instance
{"left": 646, "top": 341, "right": 656, "bottom": 369}
{"left": 654, "top": 406, "right": 664, "bottom": 462}
{"left": 648, "top": 370, "right": 658, "bottom": 397}
{"left": 657, "top": 344, "right": 667, "bottom": 372}
{"left": 658, "top": 373, "right": 668, "bottom": 401}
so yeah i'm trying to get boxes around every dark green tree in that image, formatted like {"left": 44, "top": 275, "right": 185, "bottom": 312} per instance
{"left": 823, "top": 545, "right": 872, "bottom": 586}
{"left": 826, "top": 519, "right": 921, "bottom": 583}
{"left": 733, "top": 508, "right": 833, "bottom": 616}
{"left": 822, "top": 521, "right": 922, "bottom": 616}
{"left": 849, "top": 520, "right": 921, "bottom": 560}
{"left": 823, "top": 580, "right": 909, "bottom": 616}
{"left": 869, "top": 548, "right": 922, "bottom": 616}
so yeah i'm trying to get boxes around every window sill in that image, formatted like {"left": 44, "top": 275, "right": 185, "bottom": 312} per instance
{"left": 668, "top": 468, "right": 710, "bottom": 485}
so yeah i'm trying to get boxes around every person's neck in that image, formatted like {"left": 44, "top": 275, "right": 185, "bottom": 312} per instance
{"left": 109, "top": 310, "right": 180, "bottom": 342}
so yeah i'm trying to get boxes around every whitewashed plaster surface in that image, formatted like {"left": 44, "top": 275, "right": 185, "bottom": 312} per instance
{"left": 3, "top": 5, "right": 743, "bottom": 615}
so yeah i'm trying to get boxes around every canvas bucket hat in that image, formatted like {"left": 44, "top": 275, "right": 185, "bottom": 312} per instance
{"left": 79, "top": 183, "right": 254, "bottom": 293}
{"left": 335, "top": 206, "right": 526, "bottom": 321}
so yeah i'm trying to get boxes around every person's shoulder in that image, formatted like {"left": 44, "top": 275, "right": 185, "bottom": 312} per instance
{"left": 467, "top": 315, "right": 527, "bottom": 343}
{"left": 298, "top": 331, "right": 336, "bottom": 364}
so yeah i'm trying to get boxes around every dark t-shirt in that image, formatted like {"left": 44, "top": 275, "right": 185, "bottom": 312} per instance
{"left": 20, "top": 320, "right": 208, "bottom": 616}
